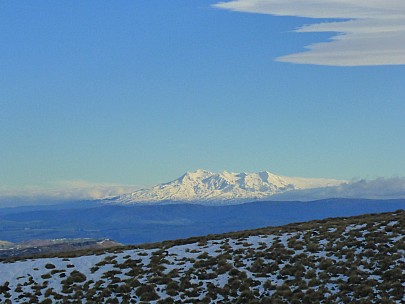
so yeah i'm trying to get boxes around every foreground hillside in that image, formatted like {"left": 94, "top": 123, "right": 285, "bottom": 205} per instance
{"left": 1, "top": 210, "right": 404, "bottom": 303}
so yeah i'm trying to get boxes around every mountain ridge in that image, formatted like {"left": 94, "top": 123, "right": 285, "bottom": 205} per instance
{"left": 105, "top": 169, "right": 345, "bottom": 205}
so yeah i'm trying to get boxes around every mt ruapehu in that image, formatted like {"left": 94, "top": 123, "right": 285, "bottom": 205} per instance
{"left": 104, "top": 170, "right": 345, "bottom": 204}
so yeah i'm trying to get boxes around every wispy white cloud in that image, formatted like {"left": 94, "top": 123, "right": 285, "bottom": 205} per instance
{"left": 271, "top": 177, "right": 405, "bottom": 200}
{"left": 214, "top": 0, "right": 405, "bottom": 66}
{"left": 0, "top": 180, "right": 141, "bottom": 207}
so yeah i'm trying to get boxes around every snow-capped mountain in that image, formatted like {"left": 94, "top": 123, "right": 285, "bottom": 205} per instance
{"left": 105, "top": 169, "right": 345, "bottom": 204}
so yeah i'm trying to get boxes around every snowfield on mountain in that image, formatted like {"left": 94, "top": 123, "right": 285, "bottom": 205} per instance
{"left": 106, "top": 170, "right": 345, "bottom": 204}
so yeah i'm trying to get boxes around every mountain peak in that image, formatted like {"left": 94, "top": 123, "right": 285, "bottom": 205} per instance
{"left": 185, "top": 169, "right": 213, "bottom": 176}
{"left": 177, "top": 169, "right": 213, "bottom": 182}
{"left": 106, "top": 170, "right": 345, "bottom": 205}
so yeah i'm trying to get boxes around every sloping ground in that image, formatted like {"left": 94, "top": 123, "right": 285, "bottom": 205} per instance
{"left": 0, "top": 210, "right": 404, "bottom": 303}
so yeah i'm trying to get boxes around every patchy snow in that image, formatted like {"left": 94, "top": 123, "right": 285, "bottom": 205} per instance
{"left": 344, "top": 223, "right": 367, "bottom": 232}
{"left": 1, "top": 211, "right": 404, "bottom": 303}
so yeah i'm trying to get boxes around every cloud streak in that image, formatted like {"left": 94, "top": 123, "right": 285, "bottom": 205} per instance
{"left": 0, "top": 180, "right": 141, "bottom": 207}
{"left": 271, "top": 177, "right": 405, "bottom": 201}
{"left": 214, "top": 0, "right": 405, "bottom": 66}
{"left": 1, "top": 178, "right": 405, "bottom": 206}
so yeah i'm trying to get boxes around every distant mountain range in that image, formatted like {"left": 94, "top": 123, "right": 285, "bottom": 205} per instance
{"left": 105, "top": 169, "right": 345, "bottom": 204}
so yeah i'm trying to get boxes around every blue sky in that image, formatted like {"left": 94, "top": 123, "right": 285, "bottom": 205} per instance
{"left": 1, "top": 0, "right": 405, "bottom": 197}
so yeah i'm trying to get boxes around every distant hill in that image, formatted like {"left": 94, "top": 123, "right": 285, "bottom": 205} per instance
{"left": 0, "top": 238, "right": 121, "bottom": 259}
{"left": 105, "top": 169, "right": 344, "bottom": 204}
{"left": 0, "top": 241, "right": 13, "bottom": 250}
{"left": 0, "top": 210, "right": 404, "bottom": 303}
